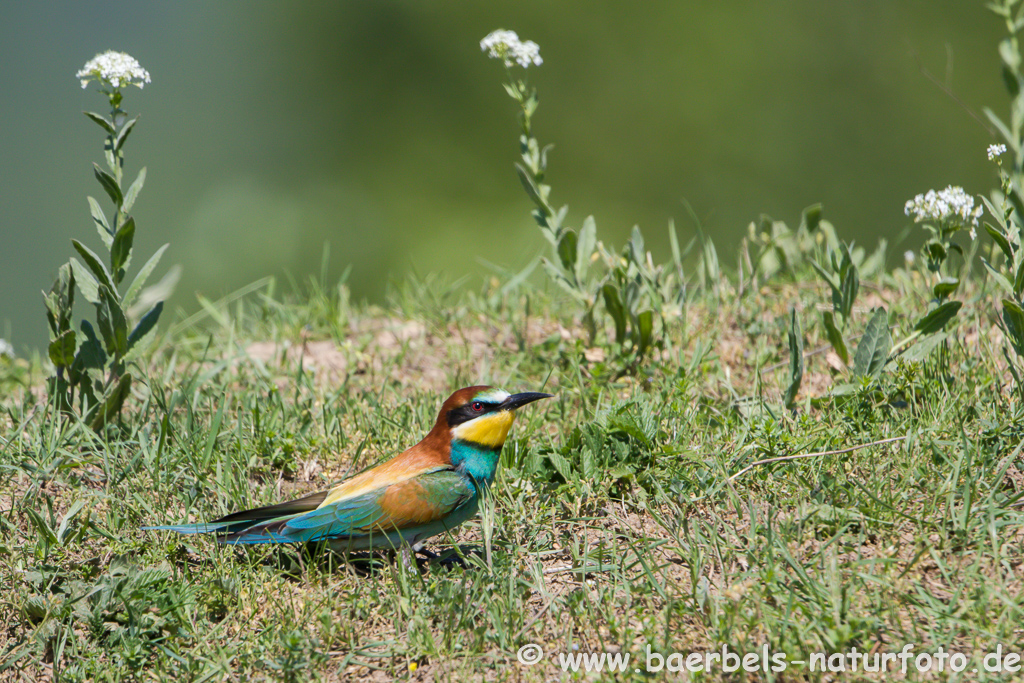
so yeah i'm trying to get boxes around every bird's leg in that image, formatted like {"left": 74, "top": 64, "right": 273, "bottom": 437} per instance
{"left": 415, "top": 547, "right": 439, "bottom": 560}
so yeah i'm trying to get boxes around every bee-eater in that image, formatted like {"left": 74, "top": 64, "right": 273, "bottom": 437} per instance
{"left": 145, "top": 386, "right": 551, "bottom": 556}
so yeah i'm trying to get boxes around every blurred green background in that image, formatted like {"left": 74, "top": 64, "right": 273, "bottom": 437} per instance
{"left": 0, "top": 1, "right": 1006, "bottom": 352}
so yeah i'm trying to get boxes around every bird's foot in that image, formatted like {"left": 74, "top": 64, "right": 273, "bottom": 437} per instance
{"left": 397, "top": 545, "right": 474, "bottom": 570}
{"left": 427, "top": 547, "right": 471, "bottom": 568}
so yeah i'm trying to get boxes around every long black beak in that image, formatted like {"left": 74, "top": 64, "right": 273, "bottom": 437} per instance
{"left": 501, "top": 392, "right": 554, "bottom": 411}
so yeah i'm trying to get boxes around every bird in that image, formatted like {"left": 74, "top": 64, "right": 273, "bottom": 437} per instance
{"left": 145, "top": 386, "right": 552, "bottom": 560}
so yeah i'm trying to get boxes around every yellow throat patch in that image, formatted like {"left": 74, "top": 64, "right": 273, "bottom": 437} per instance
{"left": 452, "top": 410, "right": 516, "bottom": 449}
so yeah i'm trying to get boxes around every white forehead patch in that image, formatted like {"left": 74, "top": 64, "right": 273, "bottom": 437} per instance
{"left": 475, "top": 387, "right": 510, "bottom": 404}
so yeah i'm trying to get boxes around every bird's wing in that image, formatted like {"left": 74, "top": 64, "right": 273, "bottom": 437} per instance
{"left": 220, "top": 467, "right": 475, "bottom": 544}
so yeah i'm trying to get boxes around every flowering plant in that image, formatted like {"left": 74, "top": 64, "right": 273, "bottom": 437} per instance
{"left": 977, "top": 0, "right": 1024, "bottom": 397}
{"left": 44, "top": 51, "right": 169, "bottom": 429}
{"left": 76, "top": 50, "right": 150, "bottom": 93}
{"left": 904, "top": 185, "right": 982, "bottom": 303}
{"left": 482, "top": 30, "right": 685, "bottom": 371}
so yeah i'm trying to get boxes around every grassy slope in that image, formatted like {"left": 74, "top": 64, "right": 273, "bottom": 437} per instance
{"left": 1, "top": 269, "right": 1022, "bottom": 682}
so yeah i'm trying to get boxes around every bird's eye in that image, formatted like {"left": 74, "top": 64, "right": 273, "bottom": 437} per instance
{"left": 472, "top": 402, "right": 484, "bottom": 412}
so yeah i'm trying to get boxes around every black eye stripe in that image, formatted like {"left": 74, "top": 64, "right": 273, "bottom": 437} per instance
{"left": 447, "top": 400, "right": 498, "bottom": 427}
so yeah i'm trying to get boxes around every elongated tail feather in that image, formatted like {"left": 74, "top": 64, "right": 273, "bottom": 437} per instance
{"left": 143, "top": 490, "right": 330, "bottom": 541}
{"left": 142, "top": 521, "right": 238, "bottom": 535}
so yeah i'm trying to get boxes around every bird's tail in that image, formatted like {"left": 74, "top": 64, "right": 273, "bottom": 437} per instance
{"left": 141, "top": 520, "right": 256, "bottom": 535}
{"left": 143, "top": 489, "right": 330, "bottom": 543}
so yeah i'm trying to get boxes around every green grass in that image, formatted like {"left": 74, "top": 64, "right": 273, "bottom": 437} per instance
{"left": 2, "top": 268, "right": 1023, "bottom": 682}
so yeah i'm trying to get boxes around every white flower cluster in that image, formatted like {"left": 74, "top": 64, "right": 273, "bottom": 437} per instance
{"left": 0, "top": 339, "right": 13, "bottom": 359}
{"left": 904, "top": 185, "right": 983, "bottom": 239}
{"left": 76, "top": 51, "right": 151, "bottom": 89}
{"left": 988, "top": 143, "right": 1007, "bottom": 160}
{"left": 480, "top": 29, "right": 543, "bottom": 68}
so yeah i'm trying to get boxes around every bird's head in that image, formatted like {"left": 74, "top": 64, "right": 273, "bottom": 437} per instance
{"left": 437, "top": 385, "right": 553, "bottom": 451}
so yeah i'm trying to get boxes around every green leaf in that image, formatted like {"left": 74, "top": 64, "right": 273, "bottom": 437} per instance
{"left": 575, "top": 216, "right": 596, "bottom": 284}
{"left": 926, "top": 241, "right": 946, "bottom": 266}
{"left": 74, "top": 321, "right": 107, "bottom": 371}
{"left": 111, "top": 217, "right": 135, "bottom": 283}
{"left": 515, "top": 163, "right": 547, "bottom": 214}
{"left": 105, "top": 287, "right": 129, "bottom": 356}
{"left": 44, "top": 263, "right": 75, "bottom": 335}
{"left": 89, "top": 373, "right": 132, "bottom": 431}
{"left": 1005, "top": 302, "right": 1024, "bottom": 350}
{"left": 981, "top": 196, "right": 1008, "bottom": 229}
{"left": 69, "top": 258, "right": 101, "bottom": 305}
{"left": 581, "top": 442, "right": 596, "bottom": 481}
{"left": 932, "top": 277, "right": 959, "bottom": 299}
{"left": 628, "top": 225, "right": 645, "bottom": 266}
{"left": 1015, "top": 255, "right": 1024, "bottom": 298}
{"left": 838, "top": 254, "right": 859, "bottom": 320}
{"left": 1001, "top": 37, "right": 1021, "bottom": 69}
{"left": 602, "top": 284, "right": 627, "bottom": 343}
{"left": 549, "top": 205, "right": 568, "bottom": 233}
{"left": 986, "top": 222, "right": 1015, "bottom": 262}
{"left": 71, "top": 240, "right": 116, "bottom": 295}
{"left": 784, "top": 308, "right": 804, "bottom": 408}
{"left": 822, "top": 311, "right": 848, "bottom": 365}
{"left": 97, "top": 286, "right": 128, "bottom": 356}
{"left": 43, "top": 291, "right": 59, "bottom": 337}
{"left": 853, "top": 308, "right": 891, "bottom": 379}
{"left": 93, "top": 163, "right": 123, "bottom": 207}
{"left": 902, "top": 332, "right": 948, "bottom": 363}
{"left": 25, "top": 509, "right": 57, "bottom": 547}
{"left": 608, "top": 463, "right": 635, "bottom": 480}
{"left": 1000, "top": 192, "right": 1023, "bottom": 232}
{"left": 982, "top": 257, "right": 1015, "bottom": 296}
{"left": 547, "top": 451, "right": 574, "bottom": 481}
{"left": 668, "top": 218, "right": 683, "bottom": 275}
{"left": 83, "top": 111, "right": 115, "bottom": 135}
{"left": 114, "top": 116, "right": 138, "bottom": 152}
{"left": 623, "top": 280, "right": 641, "bottom": 315}
{"left": 123, "top": 243, "right": 168, "bottom": 308}
{"left": 87, "top": 197, "right": 113, "bottom": 249}
{"left": 48, "top": 329, "right": 76, "bottom": 367}
{"left": 1003, "top": 299, "right": 1024, "bottom": 357}
{"left": 800, "top": 203, "right": 823, "bottom": 234}
{"left": 127, "top": 301, "right": 162, "bottom": 350}
{"left": 636, "top": 309, "right": 654, "bottom": 355}
{"left": 56, "top": 499, "right": 86, "bottom": 545}
{"left": 810, "top": 260, "right": 840, "bottom": 296}
{"left": 123, "top": 167, "right": 146, "bottom": 214}
{"left": 556, "top": 228, "right": 578, "bottom": 275}
{"left": 94, "top": 296, "right": 115, "bottom": 354}
{"left": 700, "top": 230, "right": 720, "bottom": 284}
{"left": 913, "top": 301, "right": 962, "bottom": 335}
{"left": 541, "top": 259, "right": 585, "bottom": 299}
